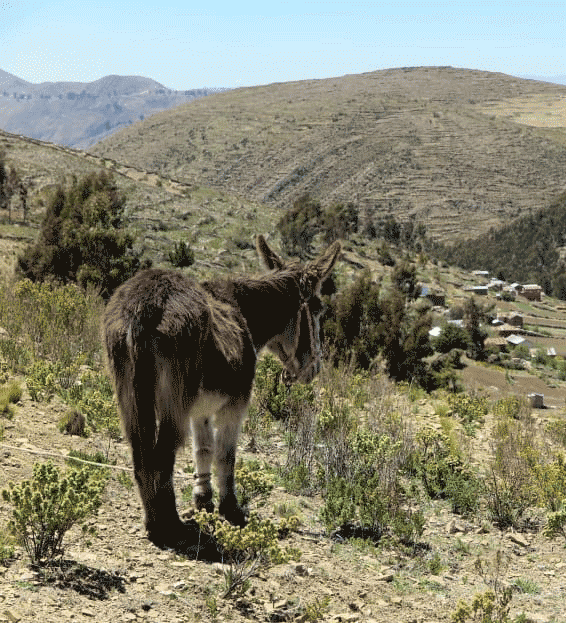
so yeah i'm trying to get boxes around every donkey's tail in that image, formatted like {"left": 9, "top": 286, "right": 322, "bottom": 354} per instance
{"left": 105, "top": 318, "right": 158, "bottom": 466}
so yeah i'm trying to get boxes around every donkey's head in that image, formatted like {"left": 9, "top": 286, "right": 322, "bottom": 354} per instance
{"left": 257, "top": 235, "right": 341, "bottom": 383}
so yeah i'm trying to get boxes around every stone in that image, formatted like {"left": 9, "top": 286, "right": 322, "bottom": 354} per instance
{"left": 3, "top": 610, "right": 22, "bottom": 623}
{"left": 507, "top": 532, "right": 529, "bottom": 548}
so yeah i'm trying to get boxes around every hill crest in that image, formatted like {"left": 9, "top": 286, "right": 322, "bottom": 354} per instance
{"left": 92, "top": 66, "right": 566, "bottom": 243}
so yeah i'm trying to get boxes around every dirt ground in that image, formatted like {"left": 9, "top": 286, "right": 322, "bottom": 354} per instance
{"left": 461, "top": 361, "right": 566, "bottom": 410}
{"left": 2, "top": 372, "right": 566, "bottom": 623}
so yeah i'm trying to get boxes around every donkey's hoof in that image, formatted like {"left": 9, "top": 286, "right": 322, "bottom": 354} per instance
{"left": 218, "top": 500, "right": 248, "bottom": 527}
{"left": 193, "top": 491, "right": 215, "bottom": 514}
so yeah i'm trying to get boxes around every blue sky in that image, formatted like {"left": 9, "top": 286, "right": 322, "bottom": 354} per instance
{"left": 2, "top": 0, "right": 566, "bottom": 89}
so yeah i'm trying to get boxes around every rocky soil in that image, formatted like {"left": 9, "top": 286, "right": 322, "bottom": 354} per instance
{"left": 2, "top": 371, "right": 566, "bottom": 623}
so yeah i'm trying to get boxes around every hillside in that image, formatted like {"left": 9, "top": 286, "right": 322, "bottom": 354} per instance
{"left": 437, "top": 191, "right": 566, "bottom": 295}
{"left": 6, "top": 72, "right": 566, "bottom": 621}
{"left": 0, "top": 69, "right": 225, "bottom": 149}
{"left": 92, "top": 66, "right": 566, "bottom": 243}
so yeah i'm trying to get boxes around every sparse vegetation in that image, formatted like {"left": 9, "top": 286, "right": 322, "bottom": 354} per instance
{"left": 2, "top": 461, "right": 106, "bottom": 565}
{"left": 4, "top": 67, "right": 566, "bottom": 621}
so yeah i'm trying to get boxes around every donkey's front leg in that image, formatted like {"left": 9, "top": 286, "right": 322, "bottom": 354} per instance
{"left": 215, "top": 402, "right": 248, "bottom": 526}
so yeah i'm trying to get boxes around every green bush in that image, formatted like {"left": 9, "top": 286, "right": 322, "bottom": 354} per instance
{"left": 168, "top": 240, "right": 195, "bottom": 267}
{"left": 0, "top": 379, "right": 22, "bottom": 419}
{"left": 448, "top": 393, "right": 489, "bottom": 434}
{"left": 27, "top": 361, "right": 120, "bottom": 438}
{"left": 194, "top": 511, "right": 300, "bottom": 598}
{"left": 0, "top": 279, "right": 103, "bottom": 367}
{"left": 320, "top": 428, "right": 423, "bottom": 544}
{"left": 2, "top": 461, "right": 106, "bottom": 564}
{"left": 543, "top": 499, "right": 566, "bottom": 542}
{"left": 487, "top": 408, "right": 540, "bottom": 528}
{"left": 235, "top": 459, "right": 275, "bottom": 508}
{"left": 17, "top": 171, "right": 151, "bottom": 299}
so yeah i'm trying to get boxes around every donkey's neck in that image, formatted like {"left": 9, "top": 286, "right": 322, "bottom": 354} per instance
{"left": 205, "top": 272, "right": 301, "bottom": 351}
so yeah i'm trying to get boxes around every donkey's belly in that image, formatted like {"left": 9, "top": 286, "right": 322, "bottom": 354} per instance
{"left": 188, "top": 390, "right": 231, "bottom": 422}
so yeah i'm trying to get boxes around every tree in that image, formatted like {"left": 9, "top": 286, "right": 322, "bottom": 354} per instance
{"left": 322, "top": 202, "right": 358, "bottom": 243}
{"left": 463, "top": 297, "right": 490, "bottom": 361}
{"left": 433, "top": 323, "right": 471, "bottom": 354}
{"left": 18, "top": 171, "right": 150, "bottom": 298}
{"left": 323, "top": 268, "right": 433, "bottom": 386}
{"left": 277, "top": 194, "right": 322, "bottom": 258}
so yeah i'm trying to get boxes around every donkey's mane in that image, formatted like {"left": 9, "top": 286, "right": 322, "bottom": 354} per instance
{"left": 203, "top": 291, "right": 246, "bottom": 366}
{"left": 203, "top": 266, "right": 305, "bottom": 358}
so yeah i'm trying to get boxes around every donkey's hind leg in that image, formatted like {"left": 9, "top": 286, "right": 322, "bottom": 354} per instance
{"left": 190, "top": 415, "right": 215, "bottom": 513}
{"left": 214, "top": 401, "right": 249, "bottom": 527}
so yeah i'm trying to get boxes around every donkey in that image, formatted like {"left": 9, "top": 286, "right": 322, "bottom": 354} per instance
{"left": 103, "top": 235, "right": 341, "bottom": 549}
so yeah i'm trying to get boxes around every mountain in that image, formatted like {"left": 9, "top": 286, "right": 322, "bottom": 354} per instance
{"left": 521, "top": 74, "right": 566, "bottom": 86}
{"left": 91, "top": 66, "right": 566, "bottom": 243}
{"left": 0, "top": 70, "right": 226, "bottom": 148}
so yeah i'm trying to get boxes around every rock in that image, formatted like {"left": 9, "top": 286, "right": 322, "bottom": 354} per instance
{"left": 288, "top": 563, "right": 311, "bottom": 576}
{"left": 507, "top": 532, "right": 529, "bottom": 548}
{"left": 3, "top": 610, "right": 22, "bottom": 623}
{"left": 376, "top": 573, "right": 394, "bottom": 582}
{"left": 447, "top": 519, "right": 467, "bottom": 534}
{"left": 331, "top": 614, "right": 359, "bottom": 622}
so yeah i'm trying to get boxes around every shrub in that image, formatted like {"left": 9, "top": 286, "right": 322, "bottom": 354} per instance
{"left": 58, "top": 409, "right": 87, "bottom": 437}
{"left": 17, "top": 171, "right": 151, "bottom": 299}
{"left": 2, "top": 461, "right": 106, "bottom": 564}
{"left": 487, "top": 406, "right": 540, "bottom": 528}
{"left": 194, "top": 511, "right": 300, "bottom": 598}
{"left": 0, "top": 379, "right": 22, "bottom": 419}
{"left": 168, "top": 240, "right": 195, "bottom": 268}
{"left": 0, "top": 278, "right": 103, "bottom": 366}
{"left": 448, "top": 393, "right": 489, "bottom": 435}
{"left": 0, "top": 531, "right": 15, "bottom": 565}
{"left": 27, "top": 361, "right": 120, "bottom": 438}
{"left": 320, "top": 426, "right": 423, "bottom": 544}
{"left": 543, "top": 499, "right": 566, "bottom": 541}
{"left": 235, "top": 459, "right": 275, "bottom": 509}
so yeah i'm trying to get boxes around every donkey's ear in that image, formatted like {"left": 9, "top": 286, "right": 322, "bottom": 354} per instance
{"left": 312, "top": 241, "right": 341, "bottom": 283}
{"left": 257, "top": 235, "right": 286, "bottom": 271}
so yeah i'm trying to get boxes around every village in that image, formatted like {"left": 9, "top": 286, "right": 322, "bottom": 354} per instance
{"left": 421, "top": 268, "right": 566, "bottom": 409}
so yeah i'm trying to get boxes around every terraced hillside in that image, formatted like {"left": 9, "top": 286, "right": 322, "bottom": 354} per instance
{"left": 92, "top": 67, "right": 566, "bottom": 243}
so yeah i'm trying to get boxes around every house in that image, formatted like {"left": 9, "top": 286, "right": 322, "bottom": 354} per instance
{"left": 473, "top": 270, "right": 489, "bottom": 278}
{"left": 464, "top": 285, "right": 489, "bottom": 296}
{"left": 419, "top": 286, "right": 446, "bottom": 307}
{"left": 520, "top": 284, "right": 543, "bottom": 302}
{"left": 488, "top": 279, "right": 505, "bottom": 291}
{"left": 506, "top": 334, "right": 532, "bottom": 348}
{"left": 484, "top": 336, "right": 508, "bottom": 351}
{"left": 507, "top": 314, "right": 524, "bottom": 328}
{"left": 497, "top": 313, "right": 523, "bottom": 328}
